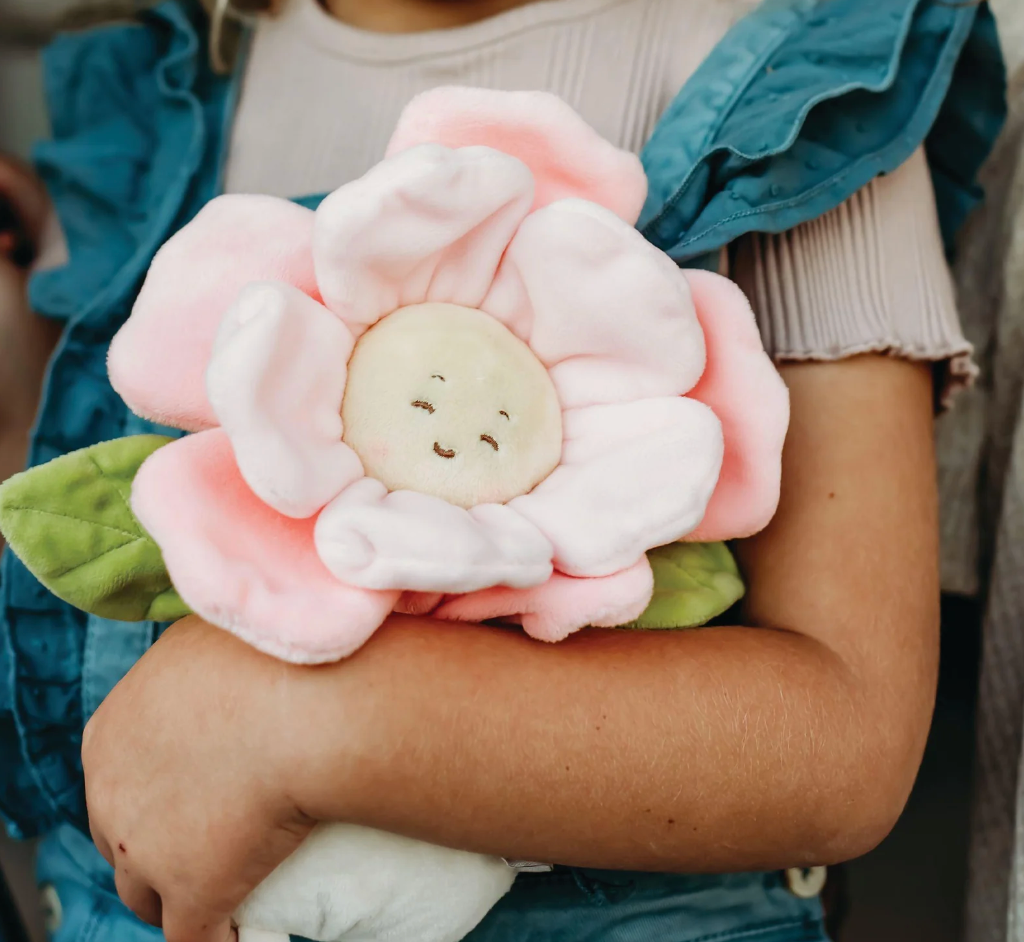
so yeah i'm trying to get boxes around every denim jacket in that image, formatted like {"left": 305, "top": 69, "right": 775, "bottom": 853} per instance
{"left": 0, "top": 0, "right": 1005, "bottom": 844}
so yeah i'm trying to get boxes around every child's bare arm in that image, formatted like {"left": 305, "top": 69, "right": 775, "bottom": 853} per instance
{"left": 273, "top": 354, "right": 940, "bottom": 869}
{"left": 82, "top": 352, "right": 938, "bottom": 942}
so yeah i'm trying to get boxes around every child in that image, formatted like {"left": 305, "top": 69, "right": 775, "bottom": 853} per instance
{"left": 0, "top": 1, "right": 1005, "bottom": 941}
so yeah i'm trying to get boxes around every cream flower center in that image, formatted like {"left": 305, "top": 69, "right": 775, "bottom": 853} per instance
{"left": 341, "top": 303, "right": 563, "bottom": 509}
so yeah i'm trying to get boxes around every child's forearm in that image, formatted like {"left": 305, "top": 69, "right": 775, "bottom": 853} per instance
{"left": 284, "top": 611, "right": 924, "bottom": 872}
{"left": 278, "top": 356, "right": 940, "bottom": 872}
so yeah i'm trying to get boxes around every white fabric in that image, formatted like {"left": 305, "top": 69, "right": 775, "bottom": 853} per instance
{"left": 234, "top": 823, "right": 515, "bottom": 942}
{"left": 226, "top": 0, "right": 743, "bottom": 200}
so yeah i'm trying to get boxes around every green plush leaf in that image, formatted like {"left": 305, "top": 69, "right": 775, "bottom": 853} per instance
{"left": 0, "top": 435, "right": 192, "bottom": 622}
{"left": 625, "top": 542, "right": 745, "bottom": 630}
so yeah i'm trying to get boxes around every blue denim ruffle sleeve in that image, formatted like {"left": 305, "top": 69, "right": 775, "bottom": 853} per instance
{"left": 639, "top": 0, "right": 1006, "bottom": 263}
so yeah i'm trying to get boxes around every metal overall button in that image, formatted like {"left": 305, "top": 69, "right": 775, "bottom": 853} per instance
{"left": 785, "top": 866, "right": 827, "bottom": 899}
{"left": 504, "top": 860, "right": 554, "bottom": 873}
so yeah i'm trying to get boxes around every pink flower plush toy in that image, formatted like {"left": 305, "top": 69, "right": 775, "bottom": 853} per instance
{"left": 0, "top": 88, "right": 788, "bottom": 942}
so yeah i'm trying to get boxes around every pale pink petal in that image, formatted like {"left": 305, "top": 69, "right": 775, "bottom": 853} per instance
{"left": 681, "top": 271, "right": 789, "bottom": 542}
{"left": 434, "top": 557, "right": 654, "bottom": 643}
{"left": 315, "top": 478, "right": 553, "bottom": 593}
{"left": 482, "top": 200, "right": 706, "bottom": 410}
{"left": 313, "top": 145, "right": 533, "bottom": 334}
{"left": 206, "top": 282, "right": 364, "bottom": 519}
{"left": 511, "top": 398, "right": 723, "bottom": 577}
{"left": 108, "top": 196, "right": 319, "bottom": 432}
{"left": 132, "top": 430, "right": 398, "bottom": 664}
{"left": 386, "top": 87, "right": 647, "bottom": 224}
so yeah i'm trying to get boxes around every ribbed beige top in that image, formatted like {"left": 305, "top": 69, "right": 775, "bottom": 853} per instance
{"left": 225, "top": 0, "right": 973, "bottom": 400}
{"left": 732, "top": 148, "right": 973, "bottom": 403}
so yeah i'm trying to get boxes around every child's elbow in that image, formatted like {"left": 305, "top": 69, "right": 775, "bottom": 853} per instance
{"left": 818, "top": 675, "right": 935, "bottom": 863}
{"left": 824, "top": 769, "right": 917, "bottom": 864}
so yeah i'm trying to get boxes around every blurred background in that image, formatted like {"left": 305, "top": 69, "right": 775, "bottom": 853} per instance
{"left": 0, "top": 2, "right": 1022, "bottom": 941}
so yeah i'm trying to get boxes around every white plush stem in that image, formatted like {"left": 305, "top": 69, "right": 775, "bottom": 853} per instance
{"left": 231, "top": 823, "right": 517, "bottom": 942}
{"left": 237, "top": 928, "right": 290, "bottom": 942}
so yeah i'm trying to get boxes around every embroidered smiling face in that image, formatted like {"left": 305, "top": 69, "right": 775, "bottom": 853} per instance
{"left": 341, "top": 303, "right": 563, "bottom": 508}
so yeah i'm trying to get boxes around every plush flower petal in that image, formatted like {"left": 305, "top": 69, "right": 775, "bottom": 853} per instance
{"left": 482, "top": 200, "right": 706, "bottom": 410}
{"left": 386, "top": 87, "right": 648, "bottom": 224}
{"left": 108, "top": 196, "right": 319, "bottom": 432}
{"left": 313, "top": 144, "right": 533, "bottom": 334}
{"left": 315, "top": 478, "right": 553, "bottom": 593}
{"left": 206, "top": 282, "right": 364, "bottom": 519}
{"left": 511, "top": 398, "right": 723, "bottom": 577}
{"left": 132, "top": 430, "right": 398, "bottom": 664}
{"left": 681, "top": 271, "right": 790, "bottom": 542}
{"left": 434, "top": 556, "right": 654, "bottom": 643}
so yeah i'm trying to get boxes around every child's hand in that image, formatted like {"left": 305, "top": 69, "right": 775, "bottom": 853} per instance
{"left": 82, "top": 617, "right": 318, "bottom": 942}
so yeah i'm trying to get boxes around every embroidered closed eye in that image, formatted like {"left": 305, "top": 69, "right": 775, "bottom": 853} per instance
{"left": 411, "top": 400, "right": 435, "bottom": 413}
{"left": 480, "top": 435, "right": 499, "bottom": 452}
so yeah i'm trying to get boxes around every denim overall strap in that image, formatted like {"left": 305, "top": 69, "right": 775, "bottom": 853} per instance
{"left": 638, "top": 0, "right": 1006, "bottom": 263}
